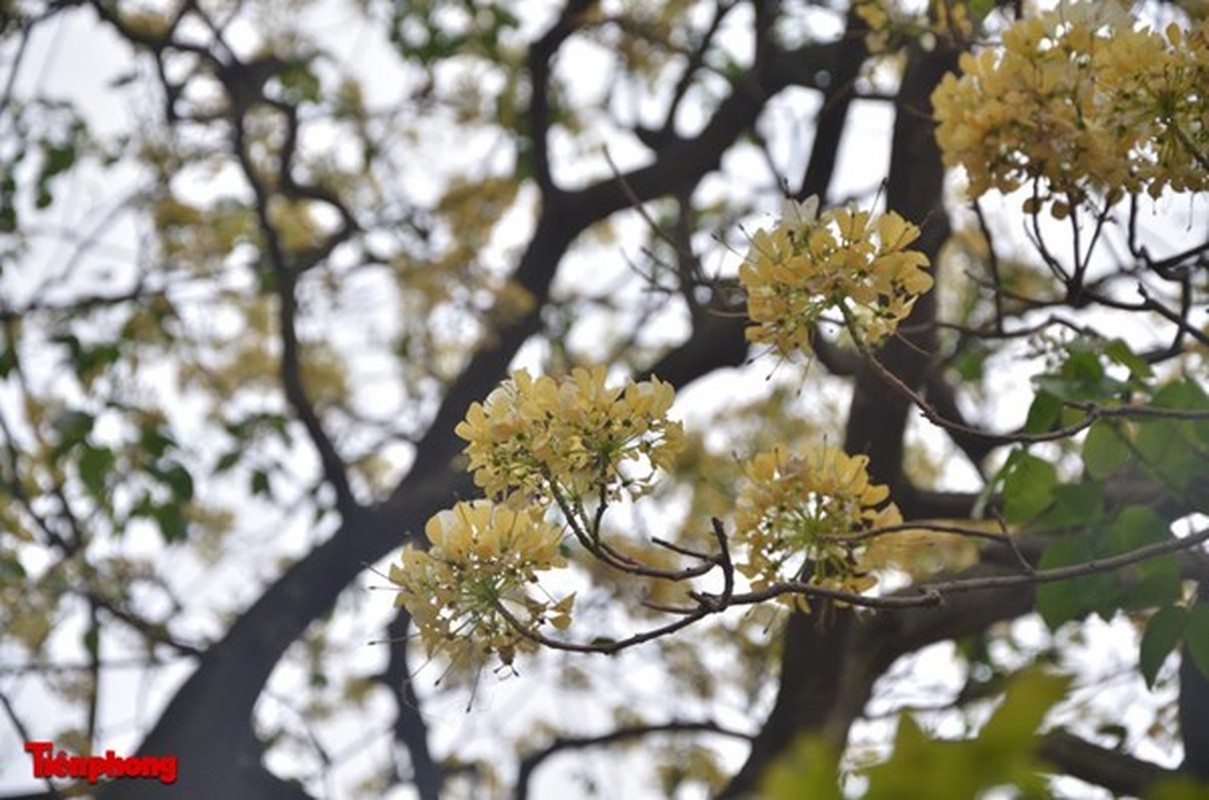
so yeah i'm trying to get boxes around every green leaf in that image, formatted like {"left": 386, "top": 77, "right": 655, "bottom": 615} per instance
{"left": 1082, "top": 420, "right": 1133, "bottom": 479}
{"left": 161, "top": 462, "right": 194, "bottom": 503}
{"left": 214, "top": 450, "right": 241, "bottom": 473}
{"left": 1036, "top": 533, "right": 1114, "bottom": 629}
{"left": 1107, "top": 505, "right": 1179, "bottom": 610}
{"left": 0, "top": 553, "right": 26, "bottom": 582}
{"left": 74, "top": 342, "right": 121, "bottom": 382}
{"left": 1108, "top": 503, "right": 1169, "bottom": 547}
{"left": 1185, "top": 606, "right": 1209, "bottom": 682}
{"left": 979, "top": 669, "right": 1070, "bottom": 748}
{"left": 279, "top": 62, "right": 322, "bottom": 104}
{"left": 1140, "top": 606, "right": 1187, "bottom": 689}
{"left": 953, "top": 342, "right": 988, "bottom": 382}
{"left": 138, "top": 425, "right": 175, "bottom": 459}
{"left": 1042, "top": 482, "right": 1104, "bottom": 530}
{"left": 34, "top": 141, "right": 79, "bottom": 210}
{"left": 0, "top": 197, "right": 16, "bottom": 233}
{"left": 864, "top": 716, "right": 979, "bottom": 799}
{"left": 1002, "top": 451, "right": 1057, "bottom": 525}
{"left": 78, "top": 444, "right": 116, "bottom": 497}
{"left": 1022, "top": 391, "right": 1062, "bottom": 434}
{"left": 41, "top": 142, "right": 77, "bottom": 178}
{"left": 130, "top": 491, "right": 155, "bottom": 520}
{"left": 969, "top": 0, "right": 997, "bottom": 21}
{"left": 251, "top": 469, "right": 272, "bottom": 497}
{"left": 1131, "top": 379, "right": 1209, "bottom": 495}
{"left": 1103, "top": 339, "right": 1152, "bottom": 383}
{"left": 51, "top": 409, "right": 94, "bottom": 443}
{"left": 1064, "top": 348, "right": 1105, "bottom": 386}
{"left": 1038, "top": 505, "right": 1179, "bottom": 628}
{"left": 1034, "top": 345, "right": 1131, "bottom": 403}
{"left": 152, "top": 502, "right": 187, "bottom": 544}
{"left": 1152, "top": 378, "right": 1209, "bottom": 447}
{"left": 759, "top": 734, "right": 841, "bottom": 800}
{"left": 863, "top": 670, "right": 1065, "bottom": 799}
{"left": 1153, "top": 376, "right": 1209, "bottom": 412}
{"left": 1134, "top": 419, "right": 1198, "bottom": 495}
{"left": 49, "top": 410, "right": 95, "bottom": 462}
{"left": 1144, "top": 775, "right": 1209, "bottom": 800}
{"left": 0, "top": 342, "right": 15, "bottom": 378}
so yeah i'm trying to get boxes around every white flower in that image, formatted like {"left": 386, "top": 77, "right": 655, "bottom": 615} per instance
{"left": 781, "top": 195, "right": 820, "bottom": 231}
{"left": 483, "top": 381, "right": 520, "bottom": 414}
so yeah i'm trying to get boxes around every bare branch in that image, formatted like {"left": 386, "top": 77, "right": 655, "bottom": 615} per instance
{"left": 515, "top": 720, "right": 752, "bottom": 800}
{"left": 1038, "top": 728, "right": 1179, "bottom": 797}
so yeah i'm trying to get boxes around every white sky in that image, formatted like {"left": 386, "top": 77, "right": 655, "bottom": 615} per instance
{"left": 0, "top": 2, "right": 1203, "bottom": 798}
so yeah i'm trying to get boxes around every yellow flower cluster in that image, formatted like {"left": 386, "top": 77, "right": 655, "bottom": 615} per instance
{"left": 739, "top": 197, "right": 933, "bottom": 356}
{"left": 855, "top": 0, "right": 975, "bottom": 54}
{"left": 734, "top": 446, "right": 902, "bottom": 608}
{"left": 933, "top": 3, "right": 1209, "bottom": 214}
{"left": 390, "top": 500, "right": 573, "bottom": 666}
{"left": 455, "top": 366, "right": 684, "bottom": 505}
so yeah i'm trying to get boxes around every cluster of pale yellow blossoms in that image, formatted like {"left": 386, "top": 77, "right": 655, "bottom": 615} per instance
{"left": 854, "top": 0, "right": 975, "bottom": 54}
{"left": 735, "top": 446, "right": 902, "bottom": 610}
{"left": 392, "top": 367, "right": 683, "bottom": 666}
{"left": 739, "top": 197, "right": 933, "bottom": 357}
{"left": 390, "top": 361, "right": 907, "bottom": 662}
{"left": 454, "top": 365, "right": 684, "bottom": 506}
{"left": 389, "top": 500, "right": 573, "bottom": 667}
{"left": 933, "top": 2, "right": 1209, "bottom": 215}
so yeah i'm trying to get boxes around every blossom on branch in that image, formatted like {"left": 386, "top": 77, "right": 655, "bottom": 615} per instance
{"left": 854, "top": 0, "right": 975, "bottom": 54}
{"left": 739, "top": 197, "right": 933, "bottom": 357}
{"left": 455, "top": 366, "right": 684, "bottom": 506}
{"left": 734, "top": 446, "right": 902, "bottom": 610}
{"left": 932, "top": 2, "right": 1209, "bottom": 213}
{"left": 389, "top": 500, "right": 572, "bottom": 668}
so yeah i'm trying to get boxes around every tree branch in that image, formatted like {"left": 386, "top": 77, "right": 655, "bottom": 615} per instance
{"left": 1038, "top": 728, "right": 1179, "bottom": 797}
{"left": 380, "top": 610, "right": 442, "bottom": 800}
{"left": 526, "top": 0, "right": 595, "bottom": 195}
{"left": 515, "top": 720, "right": 751, "bottom": 800}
